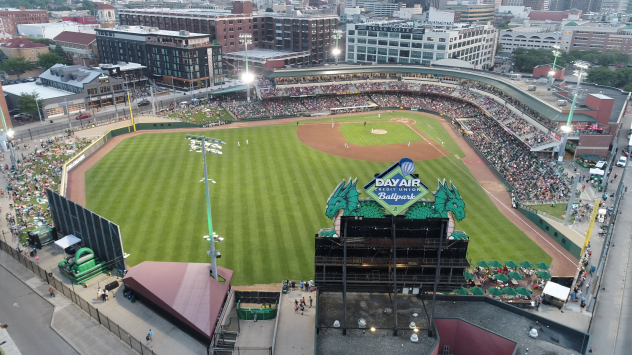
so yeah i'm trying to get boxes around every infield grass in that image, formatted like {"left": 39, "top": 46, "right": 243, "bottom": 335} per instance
{"left": 338, "top": 122, "right": 424, "bottom": 146}
{"left": 85, "top": 112, "right": 551, "bottom": 285}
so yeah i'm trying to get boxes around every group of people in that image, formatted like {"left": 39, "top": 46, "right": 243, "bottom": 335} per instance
{"left": 3, "top": 137, "right": 94, "bottom": 240}
{"left": 467, "top": 116, "right": 571, "bottom": 202}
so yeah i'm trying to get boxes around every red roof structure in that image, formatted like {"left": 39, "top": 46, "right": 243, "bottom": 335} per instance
{"left": 53, "top": 31, "right": 96, "bottom": 45}
{"left": 97, "top": 3, "right": 116, "bottom": 10}
{"left": 528, "top": 11, "right": 568, "bottom": 22}
{"left": 0, "top": 38, "right": 47, "bottom": 49}
{"left": 123, "top": 262, "right": 233, "bottom": 345}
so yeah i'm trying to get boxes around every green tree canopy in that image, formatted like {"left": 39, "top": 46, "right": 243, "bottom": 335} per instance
{"left": 37, "top": 52, "right": 66, "bottom": 69}
{"left": 585, "top": 66, "right": 632, "bottom": 89}
{"left": 53, "top": 43, "right": 65, "bottom": 58}
{"left": 29, "top": 38, "right": 55, "bottom": 46}
{"left": 511, "top": 48, "right": 630, "bottom": 72}
{"left": 17, "top": 92, "right": 43, "bottom": 117}
{"left": 265, "top": 7, "right": 273, "bottom": 12}
{"left": 497, "top": 21, "right": 510, "bottom": 30}
{"left": 0, "top": 50, "right": 7, "bottom": 65}
{"left": 0, "top": 57, "right": 35, "bottom": 79}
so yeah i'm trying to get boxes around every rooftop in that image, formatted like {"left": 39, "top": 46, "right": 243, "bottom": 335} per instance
{"left": 96, "top": 3, "right": 116, "bottom": 10}
{"left": 224, "top": 49, "right": 310, "bottom": 63}
{"left": 2, "top": 81, "right": 75, "bottom": 99}
{"left": 117, "top": 7, "right": 337, "bottom": 19}
{"left": 317, "top": 293, "right": 587, "bottom": 355}
{"left": 99, "top": 26, "right": 209, "bottom": 38}
{"left": 100, "top": 62, "right": 146, "bottom": 72}
{"left": 0, "top": 38, "right": 47, "bottom": 49}
{"left": 39, "top": 64, "right": 107, "bottom": 88}
{"left": 53, "top": 31, "right": 96, "bottom": 45}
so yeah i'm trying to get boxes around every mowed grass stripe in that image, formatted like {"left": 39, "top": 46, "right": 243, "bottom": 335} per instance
{"left": 86, "top": 113, "right": 551, "bottom": 285}
{"left": 339, "top": 122, "right": 424, "bottom": 146}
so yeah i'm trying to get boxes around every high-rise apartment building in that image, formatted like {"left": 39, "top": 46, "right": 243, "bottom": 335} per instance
{"left": 442, "top": 3, "right": 495, "bottom": 22}
{"left": 117, "top": 1, "right": 339, "bottom": 65}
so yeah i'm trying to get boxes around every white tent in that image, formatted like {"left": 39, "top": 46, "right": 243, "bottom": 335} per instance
{"left": 54, "top": 235, "right": 81, "bottom": 251}
{"left": 542, "top": 281, "right": 570, "bottom": 301}
{"left": 589, "top": 168, "right": 605, "bottom": 176}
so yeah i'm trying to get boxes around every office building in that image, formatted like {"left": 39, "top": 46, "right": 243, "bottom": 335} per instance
{"left": 96, "top": 26, "right": 224, "bottom": 88}
{"left": 0, "top": 7, "right": 49, "bottom": 38}
{"left": 523, "top": 0, "right": 550, "bottom": 10}
{"left": 443, "top": 3, "right": 495, "bottom": 22}
{"left": 498, "top": 28, "right": 562, "bottom": 52}
{"left": 0, "top": 38, "right": 49, "bottom": 62}
{"left": 2, "top": 64, "right": 127, "bottom": 119}
{"left": 53, "top": 31, "right": 99, "bottom": 67}
{"left": 345, "top": 22, "right": 497, "bottom": 68}
{"left": 117, "top": 1, "right": 339, "bottom": 65}
{"left": 18, "top": 22, "right": 95, "bottom": 39}
{"left": 561, "top": 21, "right": 632, "bottom": 54}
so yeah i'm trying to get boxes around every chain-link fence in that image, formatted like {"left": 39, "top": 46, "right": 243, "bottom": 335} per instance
{"left": 0, "top": 239, "right": 155, "bottom": 355}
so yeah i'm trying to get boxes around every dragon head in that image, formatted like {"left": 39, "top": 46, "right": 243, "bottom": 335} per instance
{"left": 433, "top": 179, "right": 466, "bottom": 222}
{"left": 325, "top": 178, "right": 360, "bottom": 220}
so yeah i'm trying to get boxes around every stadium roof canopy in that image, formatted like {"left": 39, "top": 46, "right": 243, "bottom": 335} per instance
{"left": 123, "top": 262, "right": 233, "bottom": 345}
{"left": 264, "top": 66, "right": 604, "bottom": 123}
{"left": 209, "top": 85, "right": 248, "bottom": 95}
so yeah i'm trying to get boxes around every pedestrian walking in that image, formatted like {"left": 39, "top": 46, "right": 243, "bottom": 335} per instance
{"left": 101, "top": 289, "right": 106, "bottom": 302}
{"left": 309, "top": 296, "right": 313, "bottom": 308}
{"left": 294, "top": 304, "right": 298, "bottom": 313}
{"left": 49, "top": 287, "right": 55, "bottom": 297}
{"left": 238, "top": 141, "right": 240, "bottom": 147}
{"left": 97, "top": 288, "right": 102, "bottom": 301}
{"left": 35, "top": 255, "right": 38, "bottom": 263}
{"left": 246, "top": 139, "right": 249, "bottom": 145}
{"left": 300, "top": 304, "right": 305, "bottom": 315}
{"left": 302, "top": 297, "right": 305, "bottom": 305}
{"left": 146, "top": 329, "right": 154, "bottom": 344}
{"left": 300, "top": 280, "right": 304, "bottom": 290}
{"left": 105, "top": 289, "right": 109, "bottom": 302}
{"left": 614, "top": 174, "right": 618, "bottom": 179}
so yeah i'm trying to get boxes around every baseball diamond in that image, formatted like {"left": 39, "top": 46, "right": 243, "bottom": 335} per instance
{"left": 71, "top": 111, "right": 559, "bottom": 286}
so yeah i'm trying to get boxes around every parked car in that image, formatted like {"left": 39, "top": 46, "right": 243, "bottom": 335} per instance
{"left": 616, "top": 156, "right": 627, "bottom": 167}
{"left": 13, "top": 113, "right": 31, "bottom": 121}
{"left": 75, "top": 112, "right": 92, "bottom": 120}
{"left": 9, "top": 108, "right": 20, "bottom": 115}
{"left": 24, "top": 77, "right": 35, "bottom": 82}
{"left": 138, "top": 100, "right": 151, "bottom": 107}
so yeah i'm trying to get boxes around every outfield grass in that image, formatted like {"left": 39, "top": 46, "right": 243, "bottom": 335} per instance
{"left": 338, "top": 122, "right": 424, "bottom": 146}
{"left": 86, "top": 112, "right": 551, "bottom": 285}
{"left": 530, "top": 204, "right": 572, "bottom": 220}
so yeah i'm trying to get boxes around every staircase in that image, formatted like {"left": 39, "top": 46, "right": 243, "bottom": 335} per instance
{"left": 530, "top": 140, "right": 562, "bottom": 152}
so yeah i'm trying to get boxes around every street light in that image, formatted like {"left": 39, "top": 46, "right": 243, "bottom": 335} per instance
{"left": 332, "top": 30, "right": 343, "bottom": 65}
{"left": 557, "top": 61, "right": 589, "bottom": 164}
{"left": 32, "top": 91, "right": 43, "bottom": 125}
{"left": 185, "top": 134, "right": 226, "bottom": 280}
{"left": 239, "top": 33, "right": 253, "bottom": 102}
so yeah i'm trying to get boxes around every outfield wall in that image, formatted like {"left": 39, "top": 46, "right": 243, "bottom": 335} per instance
{"left": 517, "top": 205, "right": 582, "bottom": 259}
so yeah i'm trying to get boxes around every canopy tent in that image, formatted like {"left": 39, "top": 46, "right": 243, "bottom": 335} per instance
{"left": 54, "top": 235, "right": 81, "bottom": 250}
{"left": 589, "top": 168, "right": 605, "bottom": 176}
{"left": 542, "top": 281, "right": 570, "bottom": 301}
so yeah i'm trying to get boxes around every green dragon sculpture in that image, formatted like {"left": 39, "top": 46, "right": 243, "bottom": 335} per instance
{"left": 317, "top": 178, "right": 466, "bottom": 237}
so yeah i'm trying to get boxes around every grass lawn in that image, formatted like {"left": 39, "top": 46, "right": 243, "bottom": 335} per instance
{"left": 85, "top": 112, "right": 551, "bottom": 285}
{"left": 338, "top": 122, "right": 424, "bottom": 146}
{"left": 530, "top": 203, "right": 572, "bottom": 220}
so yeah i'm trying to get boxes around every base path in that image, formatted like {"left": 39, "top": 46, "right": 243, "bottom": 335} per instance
{"left": 66, "top": 110, "right": 577, "bottom": 276}
{"left": 296, "top": 121, "right": 448, "bottom": 162}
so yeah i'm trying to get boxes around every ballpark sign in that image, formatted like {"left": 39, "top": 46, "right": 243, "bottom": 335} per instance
{"left": 364, "top": 158, "right": 430, "bottom": 216}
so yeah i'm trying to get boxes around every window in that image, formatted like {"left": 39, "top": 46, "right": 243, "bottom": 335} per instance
{"left": 358, "top": 38, "right": 366, "bottom": 44}
{"left": 423, "top": 52, "right": 433, "bottom": 59}
{"left": 356, "top": 53, "right": 365, "bottom": 61}
{"left": 412, "top": 42, "right": 421, "bottom": 48}
{"left": 389, "top": 32, "right": 398, "bottom": 38}
{"left": 368, "top": 47, "right": 376, "bottom": 54}
{"left": 423, "top": 43, "right": 434, "bottom": 49}
{"left": 229, "top": 20, "right": 233, "bottom": 24}
{"left": 411, "top": 51, "right": 421, "bottom": 58}
{"left": 358, "top": 30, "right": 367, "bottom": 36}
{"left": 238, "top": 27, "right": 242, "bottom": 31}
{"left": 378, "top": 48, "right": 387, "bottom": 55}
{"left": 388, "top": 48, "right": 398, "bottom": 56}
{"left": 400, "top": 41, "right": 409, "bottom": 47}
{"left": 348, "top": 30, "right": 355, "bottom": 35}
{"left": 368, "top": 31, "right": 377, "bottom": 37}
{"left": 379, "top": 32, "right": 389, "bottom": 38}
{"left": 389, "top": 41, "right": 398, "bottom": 46}
{"left": 399, "top": 50, "right": 409, "bottom": 57}
{"left": 348, "top": 38, "right": 355, "bottom": 43}
{"left": 229, "top": 28, "right": 233, "bottom": 31}
{"left": 348, "top": 45, "right": 354, "bottom": 52}
{"left": 368, "top": 39, "right": 377, "bottom": 45}
{"left": 378, "top": 40, "right": 387, "bottom": 46}
{"left": 400, "top": 33, "right": 411, "bottom": 40}
{"left": 436, "top": 53, "right": 445, "bottom": 60}
{"left": 357, "top": 46, "right": 366, "bottom": 53}
{"left": 437, "top": 44, "right": 446, "bottom": 50}
{"left": 439, "top": 38, "right": 446, "bottom": 42}
{"left": 412, "top": 34, "right": 423, "bottom": 40}
{"left": 426, "top": 37, "right": 434, "bottom": 41}
{"left": 87, "top": 88, "right": 97, "bottom": 95}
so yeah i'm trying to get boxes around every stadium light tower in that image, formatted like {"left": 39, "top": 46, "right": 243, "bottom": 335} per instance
{"left": 185, "top": 134, "right": 226, "bottom": 280}
{"left": 332, "top": 30, "right": 343, "bottom": 65}
{"left": 548, "top": 45, "right": 562, "bottom": 90}
{"left": 239, "top": 33, "right": 253, "bottom": 102}
{"left": 557, "top": 61, "right": 589, "bottom": 163}
{"left": 0, "top": 108, "right": 15, "bottom": 169}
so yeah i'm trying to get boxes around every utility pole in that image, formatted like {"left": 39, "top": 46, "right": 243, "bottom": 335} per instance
{"left": 64, "top": 98, "right": 72, "bottom": 134}
{"left": 150, "top": 86, "right": 156, "bottom": 116}
{"left": 33, "top": 92, "right": 43, "bottom": 125}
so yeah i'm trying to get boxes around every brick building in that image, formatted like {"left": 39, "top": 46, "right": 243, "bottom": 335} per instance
{"left": 53, "top": 31, "right": 98, "bottom": 67}
{"left": 0, "top": 7, "right": 49, "bottom": 39}
{"left": 0, "top": 38, "right": 48, "bottom": 62}
{"left": 117, "top": 1, "right": 339, "bottom": 66}
{"left": 561, "top": 22, "right": 632, "bottom": 54}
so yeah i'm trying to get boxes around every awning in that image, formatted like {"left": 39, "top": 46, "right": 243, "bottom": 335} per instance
{"left": 54, "top": 235, "right": 81, "bottom": 250}
{"left": 542, "top": 281, "right": 570, "bottom": 301}
{"left": 209, "top": 85, "right": 248, "bottom": 95}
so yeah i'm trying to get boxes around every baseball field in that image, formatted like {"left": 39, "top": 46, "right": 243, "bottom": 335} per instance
{"left": 84, "top": 112, "right": 551, "bottom": 285}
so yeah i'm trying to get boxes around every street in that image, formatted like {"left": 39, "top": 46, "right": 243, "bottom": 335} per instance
{"left": 0, "top": 266, "right": 80, "bottom": 355}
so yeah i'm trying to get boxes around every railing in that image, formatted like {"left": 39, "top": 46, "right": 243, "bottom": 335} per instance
{"left": 0, "top": 239, "right": 154, "bottom": 355}
{"left": 314, "top": 256, "right": 470, "bottom": 268}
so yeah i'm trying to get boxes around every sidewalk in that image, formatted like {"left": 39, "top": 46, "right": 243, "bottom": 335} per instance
{"left": 274, "top": 290, "right": 315, "bottom": 355}
{"left": 0, "top": 250, "right": 138, "bottom": 355}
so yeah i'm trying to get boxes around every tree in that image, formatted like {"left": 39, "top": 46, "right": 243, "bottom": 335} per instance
{"left": 17, "top": 92, "right": 43, "bottom": 118}
{"left": 0, "top": 50, "right": 7, "bottom": 65}
{"left": 37, "top": 52, "right": 66, "bottom": 69}
{"left": 53, "top": 43, "right": 65, "bottom": 58}
{"left": 496, "top": 43, "right": 503, "bottom": 54}
{"left": 497, "top": 21, "right": 511, "bottom": 30}
{"left": 0, "top": 57, "right": 34, "bottom": 79}
{"left": 585, "top": 66, "right": 614, "bottom": 86}
{"left": 265, "top": 7, "right": 273, "bottom": 12}
{"left": 29, "top": 38, "right": 55, "bottom": 46}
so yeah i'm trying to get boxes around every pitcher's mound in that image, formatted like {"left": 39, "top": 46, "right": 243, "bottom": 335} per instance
{"left": 372, "top": 129, "right": 387, "bottom": 134}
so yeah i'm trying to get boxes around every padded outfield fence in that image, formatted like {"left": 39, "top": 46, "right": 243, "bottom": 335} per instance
{"left": 0, "top": 239, "right": 156, "bottom": 355}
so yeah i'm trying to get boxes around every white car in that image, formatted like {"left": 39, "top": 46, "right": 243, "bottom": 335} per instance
{"left": 616, "top": 156, "right": 627, "bottom": 167}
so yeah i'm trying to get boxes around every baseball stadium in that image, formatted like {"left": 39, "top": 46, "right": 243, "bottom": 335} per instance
{"left": 11, "top": 64, "right": 626, "bottom": 354}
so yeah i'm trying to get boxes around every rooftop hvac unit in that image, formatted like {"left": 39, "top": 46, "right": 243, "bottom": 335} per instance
{"left": 179, "top": 30, "right": 190, "bottom": 36}
{"left": 557, "top": 100, "right": 567, "bottom": 106}
{"left": 527, "top": 85, "right": 536, "bottom": 91}
{"left": 149, "top": 27, "right": 159, "bottom": 32}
